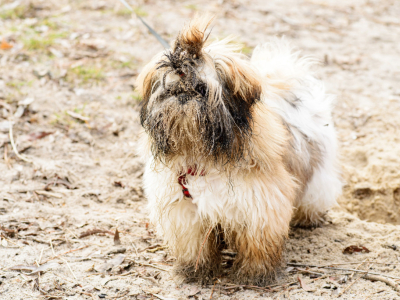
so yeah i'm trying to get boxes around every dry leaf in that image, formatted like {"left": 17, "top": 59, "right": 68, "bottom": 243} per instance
{"left": 343, "top": 245, "right": 370, "bottom": 254}
{"left": 114, "top": 228, "right": 121, "bottom": 246}
{"left": 18, "top": 97, "right": 35, "bottom": 106}
{"left": 0, "top": 40, "right": 13, "bottom": 50}
{"left": 29, "top": 262, "right": 60, "bottom": 274}
{"left": 95, "top": 254, "right": 125, "bottom": 273}
{"left": 1, "top": 238, "right": 8, "bottom": 247}
{"left": 153, "top": 294, "right": 177, "bottom": 300}
{"left": 28, "top": 131, "right": 54, "bottom": 141}
{"left": 298, "top": 275, "right": 312, "bottom": 292}
{"left": 188, "top": 286, "right": 200, "bottom": 296}
{"left": 9, "top": 262, "right": 59, "bottom": 274}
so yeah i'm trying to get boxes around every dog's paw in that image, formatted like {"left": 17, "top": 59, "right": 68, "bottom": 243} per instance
{"left": 290, "top": 211, "right": 328, "bottom": 229}
{"left": 228, "top": 266, "right": 279, "bottom": 286}
{"left": 173, "top": 262, "right": 221, "bottom": 285}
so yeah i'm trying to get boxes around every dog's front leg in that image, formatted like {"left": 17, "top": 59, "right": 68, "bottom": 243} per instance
{"left": 172, "top": 222, "right": 223, "bottom": 284}
{"left": 159, "top": 201, "right": 223, "bottom": 283}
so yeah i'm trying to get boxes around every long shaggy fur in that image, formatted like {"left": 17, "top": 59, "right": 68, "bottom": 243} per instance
{"left": 137, "top": 15, "right": 342, "bottom": 285}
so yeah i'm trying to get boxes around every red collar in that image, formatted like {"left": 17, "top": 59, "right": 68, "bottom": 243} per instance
{"left": 178, "top": 167, "right": 206, "bottom": 198}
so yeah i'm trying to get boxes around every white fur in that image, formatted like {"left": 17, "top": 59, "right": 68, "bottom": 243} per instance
{"left": 251, "top": 39, "right": 342, "bottom": 219}
{"left": 142, "top": 38, "right": 342, "bottom": 257}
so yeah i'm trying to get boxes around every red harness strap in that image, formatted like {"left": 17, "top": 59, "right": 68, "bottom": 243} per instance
{"left": 178, "top": 167, "right": 206, "bottom": 198}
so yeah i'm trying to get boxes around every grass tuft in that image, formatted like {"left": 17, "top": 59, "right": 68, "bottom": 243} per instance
{"left": 23, "top": 32, "right": 68, "bottom": 51}
{"left": 68, "top": 66, "right": 105, "bottom": 83}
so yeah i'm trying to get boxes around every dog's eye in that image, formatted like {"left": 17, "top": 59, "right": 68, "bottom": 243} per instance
{"left": 196, "top": 84, "right": 207, "bottom": 97}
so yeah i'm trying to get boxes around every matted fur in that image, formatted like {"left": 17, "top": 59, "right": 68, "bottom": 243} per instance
{"left": 137, "top": 15, "right": 342, "bottom": 285}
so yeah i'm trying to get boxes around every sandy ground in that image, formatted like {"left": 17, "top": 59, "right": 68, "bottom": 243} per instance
{"left": 1, "top": 0, "right": 400, "bottom": 299}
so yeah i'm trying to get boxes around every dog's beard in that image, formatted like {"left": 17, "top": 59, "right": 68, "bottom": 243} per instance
{"left": 140, "top": 80, "right": 254, "bottom": 168}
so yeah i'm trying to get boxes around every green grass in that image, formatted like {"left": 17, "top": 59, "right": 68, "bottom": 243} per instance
{"left": 0, "top": 5, "right": 30, "bottom": 20}
{"left": 23, "top": 32, "right": 68, "bottom": 51}
{"left": 23, "top": 37, "right": 54, "bottom": 50}
{"left": 6, "top": 80, "right": 33, "bottom": 90}
{"left": 116, "top": 8, "right": 132, "bottom": 16}
{"left": 185, "top": 4, "right": 198, "bottom": 11}
{"left": 68, "top": 66, "right": 105, "bottom": 83}
{"left": 133, "top": 7, "right": 148, "bottom": 17}
{"left": 51, "top": 107, "right": 89, "bottom": 127}
{"left": 111, "top": 59, "right": 135, "bottom": 69}
{"left": 72, "top": 105, "right": 87, "bottom": 115}
{"left": 131, "top": 91, "right": 142, "bottom": 102}
{"left": 241, "top": 44, "right": 253, "bottom": 55}
{"left": 115, "top": 6, "right": 147, "bottom": 17}
{"left": 51, "top": 112, "right": 73, "bottom": 128}
{"left": 36, "top": 19, "right": 60, "bottom": 30}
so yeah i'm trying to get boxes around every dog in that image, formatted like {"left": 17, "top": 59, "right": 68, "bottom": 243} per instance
{"left": 136, "top": 15, "right": 342, "bottom": 285}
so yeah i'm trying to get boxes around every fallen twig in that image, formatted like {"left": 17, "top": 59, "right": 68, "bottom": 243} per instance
{"left": 41, "top": 245, "right": 89, "bottom": 264}
{"left": 137, "top": 272, "right": 158, "bottom": 284}
{"left": 35, "top": 190, "right": 63, "bottom": 199}
{"left": 327, "top": 262, "right": 400, "bottom": 266}
{"left": 195, "top": 226, "right": 213, "bottom": 271}
{"left": 210, "top": 279, "right": 218, "bottom": 299}
{"left": 4, "top": 144, "right": 12, "bottom": 169}
{"left": 363, "top": 289, "right": 385, "bottom": 300}
{"left": 50, "top": 240, "right": 77, "bottom": 280}
{"left": 338, "top": 258, "right": 372, "bottom": 297}
{"left": 138, "top": 243, "right": 162, "bottom": 252}
{"left": 364, "top": 274, "right": 400, "bottom": 292}
{"left": 44, "top": 179, "right": 74, "bottom": 191}
{"left": 287, "top": 263, "right": 400, "bottom": 280}
{"left": 27, "top": 237, "right": 65, "bottom": 246}
{"left": 138, "top": 263, "right": 169, "bottom": 272}
{"left": 147, "top": 245, "right": 167, "bottom": 253}
{"left": 338, "top": 273, "right": 364, "bottom": 297}
{"left": 350, "top": 258, "right": 369, "bottom": 280}
{"left": 295, "top": 267, "right": 325, "bottom": 276}
{"left": 9, "top": 122, "right": 33, "bottom": 164}
{"left": 224, "top": 280, "right": 298, "bottom": 293}
{"left": 79, "top": 229, "right": 114, "bottom": 238}
{"left": 66, "top": 110, "right": 89, "bottom": 122}
{"left": 112, "top": 290, "right": 130, "bottom": 299}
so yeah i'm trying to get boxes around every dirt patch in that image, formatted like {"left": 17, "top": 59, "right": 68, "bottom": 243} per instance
{"left": 340, "top": 137, "right": 400, "bottom": 224}
{"left": 1, "top": 0, "right": 400, "bottom": 299}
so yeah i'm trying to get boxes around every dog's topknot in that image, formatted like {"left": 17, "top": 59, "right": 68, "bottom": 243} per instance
{"left": 174, "top": 14, "right": 214, "bottom": 58}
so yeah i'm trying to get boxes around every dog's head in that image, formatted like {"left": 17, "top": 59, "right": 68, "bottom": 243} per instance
{"left": 137, "top": 16, "right": 262, "bottom": 168}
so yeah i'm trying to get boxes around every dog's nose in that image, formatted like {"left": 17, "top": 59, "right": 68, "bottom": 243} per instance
{"left": 178, "top": 94, "right": 191, "bottom": 104}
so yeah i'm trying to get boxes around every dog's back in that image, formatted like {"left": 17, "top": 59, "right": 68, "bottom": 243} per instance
{"left": 252, "top": 39, "right": 342, "bottom": 226}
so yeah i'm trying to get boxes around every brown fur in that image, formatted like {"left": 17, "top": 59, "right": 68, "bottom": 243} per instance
{"left": 174, "top": 225, "right": 224, "bottom": 284}
{"left": 223, "top": 105, "right": 297, "bottom": 284}
{"left": 138, "top": 16, "right": 264, "bottom": 173}
{"left": 283, "top": 124, "right": 324, "bottom": 226}
{"left": 174, "top": 15, "right": 214, "bottom": 59}
{"left": 138, "top": 15, "right": 330, "bottom": 286}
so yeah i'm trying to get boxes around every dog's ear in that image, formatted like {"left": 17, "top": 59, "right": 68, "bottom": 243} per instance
{"left": 174, "top": 14, "right": 214, "bottom": 58}
{"left": 136, "top": 55, "right": 161, "bottom": 101}
{"left": 216, "top": 57, "right": 262, "bottom": 108}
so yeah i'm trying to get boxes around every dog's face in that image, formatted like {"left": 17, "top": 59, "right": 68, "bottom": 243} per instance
{"left": 137, "top": 16, "right": 262, "bottom": 168}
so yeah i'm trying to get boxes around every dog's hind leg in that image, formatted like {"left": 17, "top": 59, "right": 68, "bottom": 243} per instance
{"left": 228, "top": 225, "right": 286, "bottom": 286}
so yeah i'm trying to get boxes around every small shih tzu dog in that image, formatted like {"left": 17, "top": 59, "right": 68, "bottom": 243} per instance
{"left": 136, "top": 16, "right": 342, "bottom": 285}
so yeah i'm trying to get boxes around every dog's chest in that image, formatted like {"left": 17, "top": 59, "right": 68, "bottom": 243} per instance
{"left": 178, "top": 171, "right": 250, "bottom": 222}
